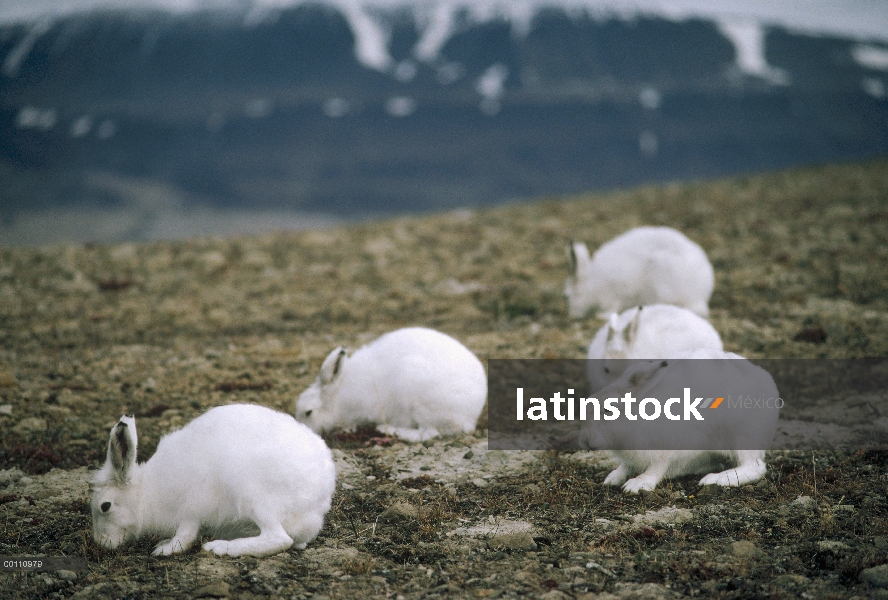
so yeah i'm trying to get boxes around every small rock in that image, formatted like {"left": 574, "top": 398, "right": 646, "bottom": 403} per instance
{"left": 633, "top": 506, "right": 693, "bottom": 526}
{"left": 792, "top": 495, "right": 816, "bottom": 509}
{"left": 471, "top": 478, "right": 489, "bottom": 489}
{"left": 463, "top": 450, "right": 474, "bottom": 459}
{"left": 57, "top": 570, "right": 77, "bottom": 582}
{"left": 242, "top": 250, "right": 272, "bottom": 268}
{"left": 590, "top": 582, "right": 678, "bottom": 599}
{"left": 487, "top": 531, "right": 537, "bottom": 551}
{"left": 200, "top": 251, "right": 227, "bottom": 273}
{"left": 513, "top": 570, "right": 540, "bottom": 585}
{"left": 794, "top": 326, "right": 827, "bottom": 344}
{"left": 32, "top": 486, "right": 62, "bottom": 500}
{"left": 13, "top": 417, "right": 47, "bottom": 435}
{"left": 523, "top": 483, "right": 540, "bottom": 496}
{"left": 43, "top": 406, "right": 72, "bottom": 417}
{"left": 0, "top": 468, "right": 24, "bottom": 487}
{"left": 0, "top": 404, "right": 12, "bottom": 416}
{"left": 485, "top": 450, "right": 508, "bottom": 462}
{"left": 860, "top": 564, "right": 888, "bottom": 588}
{"left": 540, "top": 590, "right": 570, "bottom": 600}
{"left": 817, "top": 540, "right": 850, "bottom": 552}
{"left": 773, "top": 574, "right": 809, "bottom": 587}
{"left": 698, "top": 484, "right": 723, "bottom": 498}
{"left": 194, "top": 580, "right": 230, "bottom": 598}
{"left": 380, "top": 502, "right": 418, "bottom": 522}
{"left": 585, "top": 561, "right": 616, "bottom": 577}
{"left": 0, "top": 371, "right": 18, "bottom": 388}
{"left": 730, "top": 541, "right": 761, "bottom": 558}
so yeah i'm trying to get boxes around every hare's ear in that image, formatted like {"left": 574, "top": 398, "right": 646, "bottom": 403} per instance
{"left": 320, "top": 347, "right": 348, "bottom": 384}
{"left": 567, "top": 242, "right": 590, "bottom": 274}
{"left": 625, "top": 360, "right": 670, "bottom": 397}
{"left": 625, "top": 306, "right": 643, "bottom": 344}
{"left": 107, "top": 415, "right": 137, "bottom": 484}
{"left": 605, "top": 312, "right": 621, "bottom": 343}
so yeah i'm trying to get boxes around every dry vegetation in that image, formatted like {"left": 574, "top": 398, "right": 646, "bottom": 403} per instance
{"left": 1, "top": 159, "right": 888, "bottom": 599}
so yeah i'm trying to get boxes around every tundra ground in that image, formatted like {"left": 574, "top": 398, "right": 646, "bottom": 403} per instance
{"left": 1, "top": 159, "right": 887, "bottom": 599}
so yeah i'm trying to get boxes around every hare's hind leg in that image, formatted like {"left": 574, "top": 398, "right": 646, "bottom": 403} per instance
{"left": 284, "top": 511, "right": 326, "bottom": 551}
{"left": 379, "top": 425, "right": 440, "bottom": 442}
{"left": 698, "top": 451, "right": 766, "bottom": 487}
{"left": 203, "top": 519, "right": 293, "bottom": 558}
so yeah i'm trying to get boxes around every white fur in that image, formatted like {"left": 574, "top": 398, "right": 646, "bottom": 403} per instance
{"left": 578, "top": 348, "right": 779, "bottom": 493}
{"left": 564, "top": 227, "right": 714, "bottom": 319}
{"left": 586, "top": 304, "right": 724, "bottom": 392}
{"left": 295, "top": 327, "right": 487, "bottom": 441}
{"left": 90, "top": 404, "right": 336, "bottom": 557}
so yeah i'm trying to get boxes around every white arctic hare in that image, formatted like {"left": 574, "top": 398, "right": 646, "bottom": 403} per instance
{"left": 565, "top": 226, "right": 714, "bottom": 319}
{"left": 91, "top": 404, "right": 336, "bottom": 557}
{"left": 586, "top": 304, "right": 724, "bottom": 392}
{"left": 295, "top": 327, "right": 487, "bottom": 442}
{"left": 579, "top": 348, "right": 779, "bottom": 494}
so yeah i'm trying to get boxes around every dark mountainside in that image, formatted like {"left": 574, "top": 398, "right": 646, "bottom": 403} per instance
{"left": 1, "top": 4, "right": 887, "bottom": 239}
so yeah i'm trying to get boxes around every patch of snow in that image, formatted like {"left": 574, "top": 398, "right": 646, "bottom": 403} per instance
{"left": 96, "top": 118, "right": 116, "bottom": 139}
{"left": 70, "top": 115, "right": 93, "bottom": 138}
{"left": 15, "top": 106, "right": 57, "bottom": 130}
{"left": 413, "top": 1, "right": 455, "bottom": 63}
{"left": 639, "top": 86, "right": 661, "bottom": 110}
{"left": 385, "top": 95, "right": 416, "bottom": 117}
{"left": 853, "top": 44, "right": 888, "bottom": 71}
{"left": 639, "top": 130, "right": 658, "bottom": 157}
{"left": 244, "top": 98, "right": 273, "bottom": 119}
{"left": 716, "top": 18, "right": 789, "bottom": 85}
{"left": 862, "top": 77, "right": 886, "bottom": 99}
{"left": 393, "top": 59, "right": 417, "bottom": 81}
{"left": 435, "top": 61, "right": 464, "bottom": 85}
{"left": 323, "top": 97, "right": 352, "bottom": 117}
{"left": 332, "top": 0, "right": 393, "bottom": 71}
{"left": 2, "top": 18, "right": 51, "bottom": 77}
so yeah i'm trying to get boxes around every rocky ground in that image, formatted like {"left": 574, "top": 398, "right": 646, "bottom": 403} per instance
{"left": 1, "top": 159, "right": 888, "bottom": 599}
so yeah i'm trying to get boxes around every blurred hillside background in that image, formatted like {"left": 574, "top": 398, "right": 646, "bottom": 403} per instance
{"left": 1, "top": 0, "right": 887, "bottom": 245}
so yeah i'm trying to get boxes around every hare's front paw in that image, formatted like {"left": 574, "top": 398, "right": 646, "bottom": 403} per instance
{"left": 621, "top": 476, "right": 657, "bottom": 494}
{"left": 202, "top": 540, "right": 232, "bottom": 556}
{"left": 699, "top": 471, "right": 732, "bottom": 487}
{"left": 699, "top": 466, "right": 761, "bottom": 487}
{"left": 152, "top": 539, "right": 189, "bottom": 556}
{"left": 603, "top": 465, "right": 628, "bottom": 486}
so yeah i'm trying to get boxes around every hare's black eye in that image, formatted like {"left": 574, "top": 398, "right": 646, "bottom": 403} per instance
{"left": 304, "top": 410, "right": 313, "bottom": 417}
{"left": 101, "top": 502, "right": 111, "bottom": 513}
